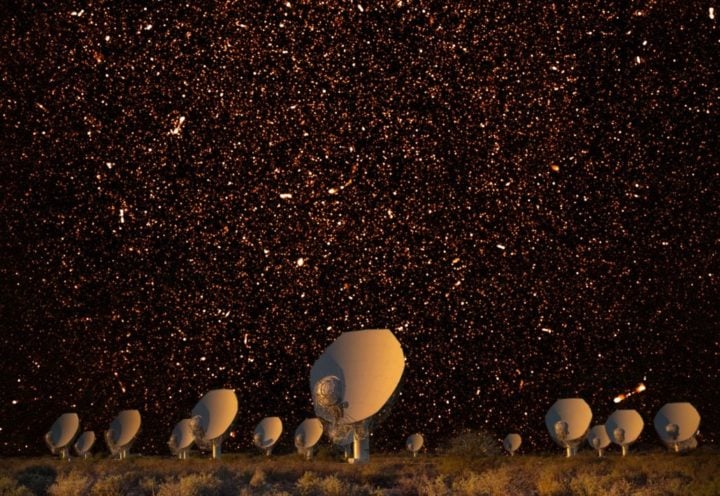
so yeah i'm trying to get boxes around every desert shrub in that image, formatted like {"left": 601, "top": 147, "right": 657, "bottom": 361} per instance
{"left": 535, "top": 467, "right": 565, "bottom": 496}
{"left": 16, "top": 466, "right": 56, "bottom": 495}
{"left": 295, "top": 471, "right": 383, "bottom": 496}
{"left": 0, "top": 476, "right": 34, "bottom": 496}
{"left": 451, "top": 467, "right": 511, "bottom": 496}
{"left": 443, "top": 430, "right": 501, "bottom": 458}
{"left": 414, "top": 474, "right": 449, "bottom": 496}
{"left": 138, "top": 476, "right": 160, "bottom": 496}
{"left": 90, "top": 474, "right": 126, "bottom": 496}
{"left": 156, "top": 473, "right": 221, "bottom": 496}
{"left": 47, "top": 471, "right": 92, "bottom": 496}
{"left": 250, "top": 468, "right": 267, "bottom": 488}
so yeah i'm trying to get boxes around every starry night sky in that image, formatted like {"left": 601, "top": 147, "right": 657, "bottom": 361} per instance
{"left": 1, "top": 1, "right": 718, "bottom": 456}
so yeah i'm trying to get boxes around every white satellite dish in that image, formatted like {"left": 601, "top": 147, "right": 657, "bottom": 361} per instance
{"left": 545, "top": 398, "right": 592, "bottom": 457}
{"left": 654, "top": 402, "right": 701, "bottom": 452}
{"left": 45, "top": 413, "right": 80, "bottom": 461}
{"left": 169, "top": 419, "right": 195, "bottom": 460}
{"left": 606, "top": 409, "right": 644, "bottom": 456}
{"left": 586, "top": 425, "right": 611, "bottom": 457}
{"left": 105, "top": 410, "right": 141, "bottom": 460}
{"left": 676, "top": 436, "right": 698, "bottom": 452}
{"left": 191, "top": 389, "right": 238, "bottom": 459}
{"left": 310, "top": 328, "right": 405, "bottom": 464}
{"left": 295, "top": 418, "right": 324, "bottom": 460}
{"left": 503, "top": 433, "right": 521, "bottom": 456}
{"left": 406, "top": 433, "right": 424, "bottom": 457}
{"left": 74, "top": 431, "right": 96, "bottom": 459}
{"left": 253, "top": 417, "right": 283, "bottom": 456}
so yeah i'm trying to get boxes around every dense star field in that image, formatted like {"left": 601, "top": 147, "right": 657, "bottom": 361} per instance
{"left": 1, "top": 1, "right": 718, "bottom": 456}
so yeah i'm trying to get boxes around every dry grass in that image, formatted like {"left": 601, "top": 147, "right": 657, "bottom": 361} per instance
{"left": 0, "top": 450, "right": 717, "bottom": 496}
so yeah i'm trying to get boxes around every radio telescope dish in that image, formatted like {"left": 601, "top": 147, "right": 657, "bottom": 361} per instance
{"left": 310, "top": 328, "right": 405, "bottom": 464}
{"left": 653, "top": 402, "right": 700, "bottom": 452}
{"left": 545, "top": 398, "right": 592, "bottom": 457}
{"left": 254, "top": 417, "right": 283, "bottom": 456}
{"left": 295, "top": 418, "right": 324, "bottom": 460}
{"left": 74, "top": 431, "right": 96, "bottom": 459}
{"left": 503, "top": 433, "right": 521, "bottom": 456}
{"left": 191, "top": 389, "right": 238, "bottom": 459}
{"left": 606, "top": 409, "right": 644, "bottom": 456}
{"left": 169, "top": 419, "right": 195, "bottom": 460}
{"left": 406, "top": 433, "right": 424, "bottom": 457}
{"left": 45, "top": 413, "right": 80, "bottom": 461}
{"left": 105, "top": 410, "right": 141, "bottom": 460}
{"left": 676, "top": 436, "right": 698, "bottom": 452}
{"left": 586, "top": 425, "right": 611, "bottom": 457}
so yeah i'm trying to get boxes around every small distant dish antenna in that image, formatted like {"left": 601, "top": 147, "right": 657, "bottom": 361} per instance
{"left": 105, "top": 410, "right": 141, "bottom": 460}
{"left": 406, "top": 433, "right": 424, "bottom": 457}
{"left": 503, "top": 433, "right": 521, "bottom": 456}
{"left": 169, "top": 419, "right": 195, "bottom": 460}
{"left": 654, "top": 402, "right": 701, "bottom": 453}
{"left": 605, "top": 409, "right": 644, "bottom": 456}
{"left": 253, "top": 417, "right": 283, "bottom": 456}
{"left": 191, "top": 389, "right": 238, "bottom": 460}
{"left": 545, "top": 398, "right": 592, "bottom": 457}
{"left": 310, "top": 328, "right": 405, "bottom": 464}
{"left": 74, "top": 431, "right": 96, "bottom": 459}
{"left": 45, "top": 413, "right": 80, "bottom": 461}
{"left": 586, "top": 425, "right": 611, "bottom": 457}
{"left": 294, "top": 418, "right": 324, "bottom": 460}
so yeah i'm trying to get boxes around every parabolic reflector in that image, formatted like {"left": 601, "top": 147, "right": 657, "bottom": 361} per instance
{"left": 109, "top": 410, "right": 142, "bottom": 447}
{"left": 310, "top": 328, "right": 405, "bottom": 424}
{"left": 171, "top": 419, "right": 195, "bottom": 451}
{"left": 47, "top": 413, "right": 80, "bottom": 449}
{"left": 191, "top": 389, "right": 238, "bottom": 441}
{"left": 254, "top": 416, "right": 283, "bottom": 449}
{"left": 406, "top": 433, "right": 424, "bottom": 454}
{"left": 587, "top": 425, "right": 611, "bottom": 450}
{"left": 503, "top": 433, "right": 521, "bottom": 454}
{"left": 606, "top": 409, "right": 644, "bottom": 445}
{"left": 545, "top": 398, "right": 592, "bottom": 446}
{"left": 295, "top": 418, "right": 324, "bottom": 450}
{"left": 654, "top": 402, "right": 700, "bottom": 444}
{"left": 74, "top": 431, "right": 95, "bottom": 456}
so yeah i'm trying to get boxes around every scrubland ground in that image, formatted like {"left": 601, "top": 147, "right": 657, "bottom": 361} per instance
{"left": 0, "top": 450, "right": 718, "bottom": 496}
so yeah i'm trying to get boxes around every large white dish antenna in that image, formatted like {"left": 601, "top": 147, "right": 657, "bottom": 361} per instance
{"left": 169, "top": 419, "right": 195, "bottom": 459}
{"left": 295, "top": 418, "right": 324, "bottom": 459}
{"left": 46, "top": 413, "right": 80, "bottom": 460}
{"left": 545, "top": 398, "right": 592, "bottom": 457}
{"left": 605, "top": 409, "right": 644, "bottom": 456}
{"left": 254, "top": 417, "right": 283, "bottom": 456}
{"left": 310, "top": 328, "right": 405, "bottom": 464}
{"left": 191, "top": 389, "right": 238, "bottom": 459}
{"left": 654, "top": 402, "right": 700, "bottom": 452}
{"left": 503, "top": 433, "right": 521, "bottom": 456}
{"left": 406, "top": 433, "right": 424, "bottom": 457}
{"left": 74, "top": 431, "right": 96, "bottom": 459}
{"left": 106, "top": 410, "right": 141, "bottom": 459}
{"left": 586, "top": 425, "right": 611, "bottom": 456}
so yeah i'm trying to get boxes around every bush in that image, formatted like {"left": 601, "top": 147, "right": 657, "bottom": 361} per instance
{"left": 156, "top": 473, "right": 221, "bottom": 496}
{"left": 90, "top": 475, "right": 126, "bottom": 496}
{"left": 249, "top": 468, "right": 267, "bottom": 488}
{"left": 295, "top": 471, "right": 383, "bottom": 496}
{"left": 16, "top": 466, "right": 56, "bottom": 496}
{"left": 47, "top": 472, "right": 92, "bottom": 496}
{"left": 443, "top": 430, "right": 501, "bottom": 458}
{"left": 451, "top": 468, "right": 510, "bottom": 496}
{"left": 0, "top": 476, "right": 34, "bottom": 496}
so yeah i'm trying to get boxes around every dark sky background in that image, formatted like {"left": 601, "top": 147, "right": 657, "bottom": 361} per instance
{"left": 1, "top": 1, "right": 718, "bottom": 457}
